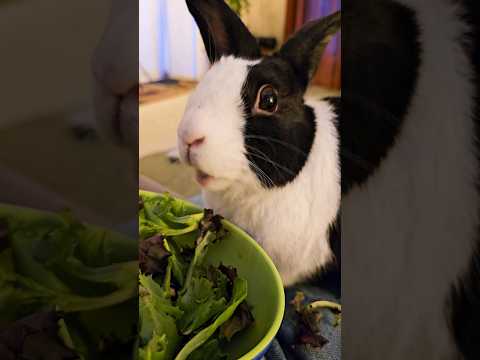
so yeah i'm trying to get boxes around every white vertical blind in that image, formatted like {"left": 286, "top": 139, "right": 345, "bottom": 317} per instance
{"left": 139, "top": 0, "right": 209, "bottom": 84}
{"left": 139, "top": 0, "right": 160, "bottom": 83}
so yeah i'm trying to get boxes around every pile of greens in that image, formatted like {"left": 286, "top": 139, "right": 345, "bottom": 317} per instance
{"left": 139, "top": 193, "right": 254, "bottom": 360}
{"left": 0, "top": 206, "right": 138, "bottom": 359}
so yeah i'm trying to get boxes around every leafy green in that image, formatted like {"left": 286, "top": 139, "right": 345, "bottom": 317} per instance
{"left": 0, "top": 204, "right": 138, "bottom": 359}
{"left": 138, "top": 192, "right": 254, "bottom": 360}
{"left": 174, "top": 278, "right": 248, "bottom": 360}
{"left": 139, "top": 274, "right": 181, "bottom": 360}
{"left": 225, "top": 0, "right": 250, "bottom": 15}
{"left": 188, "top": 339, "right": 227, "bottom": 360}
{"left": 0, "top": 269, "right": 57, "bottom": 322}
{"left": 139, "top": 196, "right": 204, "bottom": 239}
{"left": 177, "top": 277, "right": 227, "bottom": 335}
{"left": 1, "top": 210, "right": 137, "bottom": 311}
{"left": 164, "top": 238, "right": 188, "bottom": 287}
{"left": 0, "top": 311, "right": 78, "bottom": 360}
{"left": 139, "top": 274, "right": 183, "bottom": 319}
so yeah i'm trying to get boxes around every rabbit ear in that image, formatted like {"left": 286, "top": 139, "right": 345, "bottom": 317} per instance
{"left": 279, "top": 11, "right": 341, "bottom": 90}
{"left": 186, "top": 0, "right": 261, "bottom": 64}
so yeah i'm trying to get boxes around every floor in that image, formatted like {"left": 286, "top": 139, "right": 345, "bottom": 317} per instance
{"left": 139, "top": 83, "right": 341, "bottom": 197}
{"left": 0, "top": 83, "right": 339, "bottom": 227}
{"left": 0, "top": 109, "right": 137, "bottom": 228}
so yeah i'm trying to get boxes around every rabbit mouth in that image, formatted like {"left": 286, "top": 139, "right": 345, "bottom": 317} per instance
{"left": 195, "top": 169, "right": 213, "bottom": 186}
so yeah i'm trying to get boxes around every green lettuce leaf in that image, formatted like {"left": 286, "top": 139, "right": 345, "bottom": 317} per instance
{"left": 140, "top": 195, "right": 204, "bottom": 238}
{"left": 138, "top": 192, "right": 253, "bottom": 360}
{"left": 139, "top": 274, "right": 181, "bottom": 360}
{"left": 187, "top": 339, "right": 227, "bottom": 360}
{"left": 0, "top": 311, "right": 78, "bottom": 360}
{"left": 177, "top": 276, "right": 227, "bottom": 335}
{"left": 174, "top": 278, "right": 248, "bottom": 360}
{"left": 0, "top": 205, "right": 139, "bottom": 360}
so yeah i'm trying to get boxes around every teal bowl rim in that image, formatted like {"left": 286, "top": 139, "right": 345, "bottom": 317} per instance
{"left": 140, "top": 190, "right": 285, "bottom": 360}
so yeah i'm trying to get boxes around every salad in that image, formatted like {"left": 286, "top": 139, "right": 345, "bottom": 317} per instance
{"left": 139, "top": 192, "right": 254, "bottom": 360}
{"left": 0, "top": 192, "right": 255, "bottom": 360}
{"left": 0, "top": 204, "right": 138, "bottom": 359}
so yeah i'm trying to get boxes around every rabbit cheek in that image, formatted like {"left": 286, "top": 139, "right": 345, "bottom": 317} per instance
{"left": 239, "top": 58, "right": 316, "bottom": 188}
{"left": 242, "top": 107, "right": 316, "bottom": 188}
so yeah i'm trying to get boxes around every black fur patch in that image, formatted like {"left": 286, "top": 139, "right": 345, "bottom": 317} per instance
{"left": 186, "top": 0, "right": 260, "bottom": 64}
{"left": 328, "top": 92, "right": 417, "bottom": 195}
{"left": 279, "top": 11, "right": 341, "bottom": 90}
{"left": 341, "top": 0, "right": 421, "bottom": 194}
{"left": 241, "top": 56, "right": 316, "bottom": 188}
{"left": 321, "top": 217, "right": 342, "bottom": 298}
{"left": 449, "top": 1, "right": 480, "bottom": 359}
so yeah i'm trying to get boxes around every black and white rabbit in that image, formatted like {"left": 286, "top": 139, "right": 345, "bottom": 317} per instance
{"left": 341, "top": 0, "right": 480, "bottom": 359}
{"left": 177, "top": 0, "right": 480, "bottom": 358}
{"left": 177, "top": 0, "right": 341, "bottom": 286}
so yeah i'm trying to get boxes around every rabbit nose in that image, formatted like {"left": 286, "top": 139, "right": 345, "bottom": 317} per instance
{"left": 183, "top": 136, "right": 205, "bottom": 165}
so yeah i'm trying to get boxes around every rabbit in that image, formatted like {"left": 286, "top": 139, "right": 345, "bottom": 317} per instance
{"left": 177, "top": 0, "right": 480, "bottom": 358}
{"left": 177, "top": 0, "right": 341, "bottom": 287}
{"left": 340, "top": 1, "right": 480, "bottom": 359}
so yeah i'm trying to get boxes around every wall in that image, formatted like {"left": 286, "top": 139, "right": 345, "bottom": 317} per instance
{"left": 140, "top": 0, "right": 288, "bottom": 83}
{"left": 165, "top": 0, "right": 209, "bottom": 80}
{"left": 141, "top": 0, "right": 209, "bottom": 83}
{"left": 0, "top": 0, "right": 111, "bottom": 127}
{"left": 140, "top": 0, "right": 161, "bottom": 82}
{"left": 0, "top": 0, "right": 290, "bottom": 127}
{"left": 242, "top": 0, "right": 288, "bottom": 47}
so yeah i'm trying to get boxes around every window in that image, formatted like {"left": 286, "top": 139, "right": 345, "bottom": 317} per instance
{"left": 139, "top": 0, "right": 209, "bottom": 84}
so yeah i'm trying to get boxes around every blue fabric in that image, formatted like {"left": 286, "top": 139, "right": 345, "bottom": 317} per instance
{"left": 188, "top": 195, "right": 341, "bottom": 360}
{"left": 266, "top": 286, "right": 341, "bottom": 360}
{"left": 253, "top": 341, "right": 274, "bottom": 360}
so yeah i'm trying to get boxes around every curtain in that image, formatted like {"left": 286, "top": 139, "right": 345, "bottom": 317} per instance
{"left": 139, "top": 0, "right": 162, "bottom": 83}
{"left": 304, "top": 0, "right": 341, "bottom": 89}
{"left": 287, "top": 0, "right": 341, "bottom": 89}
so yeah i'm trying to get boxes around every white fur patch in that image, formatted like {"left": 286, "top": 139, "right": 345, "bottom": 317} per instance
{"left": 177, "top": 56, "right": 258, "bottom": 191}
{"left": 203, "top": 99, "right": 341, "bottom": 286}
{"left": 343, "top": 1, "right": 477, "bottom": 359}
{"left": 178, "top": 56, "right": 341, "bottom": 285}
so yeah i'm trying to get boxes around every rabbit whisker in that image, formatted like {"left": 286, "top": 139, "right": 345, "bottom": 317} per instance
{"left": 247, "top": 159, "right": 275, "bottom": 187}
{"left": 244, "top": 135, "right": 308, "bottom": 157}
{"left": 244, "top": 145, "right": 297, "bottom": 177}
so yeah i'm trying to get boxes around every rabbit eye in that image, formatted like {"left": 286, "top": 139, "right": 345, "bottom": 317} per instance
{"left": 255, "top": 85, "right": 278, "bottom": 114}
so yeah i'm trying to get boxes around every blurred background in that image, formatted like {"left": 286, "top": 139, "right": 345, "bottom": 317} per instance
{"left": 0, "top": 0, "right": 138, "bottom": 232}
{"left": 139, "top": 0, "right": 341, "bottom": 198}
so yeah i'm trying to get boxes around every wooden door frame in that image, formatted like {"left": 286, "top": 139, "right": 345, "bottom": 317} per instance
{"left": 284, "top": 0, "right": 305, "bottom": 41}
{"left": 284, "top": 0, "right": 341, "bottom": 89}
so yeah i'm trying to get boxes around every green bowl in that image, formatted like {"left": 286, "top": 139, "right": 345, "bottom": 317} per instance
{"left": 140, "top": 190, "right": 285, "bottom": 360}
